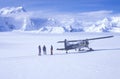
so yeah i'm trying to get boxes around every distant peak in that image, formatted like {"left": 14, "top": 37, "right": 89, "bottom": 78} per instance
{"left": 0, "top": 6, "right": 26, "bottom": 15}
{"left": 16, "top": 6, "right": 26, "bottom": 11}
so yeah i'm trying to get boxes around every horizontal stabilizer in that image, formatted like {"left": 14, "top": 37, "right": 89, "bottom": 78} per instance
{"left": 57, "top": 48, "right": 65, "bottom": 50}
{"left": 57, "top": 41, "right": 64, "bottom": 43}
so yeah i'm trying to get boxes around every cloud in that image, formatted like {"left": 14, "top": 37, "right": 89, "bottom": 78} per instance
{"left": 75, "top": 10, "right": 113, "bottom": 21}
{"left": 28, "top": 10, "right": 113, "bottom": 22}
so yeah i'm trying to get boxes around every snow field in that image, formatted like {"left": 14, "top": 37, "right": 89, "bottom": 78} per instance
{"left": 0, "top": 32, "right": 120, "bottom": 79}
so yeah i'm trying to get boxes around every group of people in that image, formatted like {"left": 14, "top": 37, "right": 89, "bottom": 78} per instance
{"left": 38, "top": 45, "right": 53, "bottom": 56}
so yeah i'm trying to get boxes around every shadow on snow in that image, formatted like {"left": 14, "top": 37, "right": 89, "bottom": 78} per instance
{"left": 53, "top": 48, "right": 120, "bottom": 56}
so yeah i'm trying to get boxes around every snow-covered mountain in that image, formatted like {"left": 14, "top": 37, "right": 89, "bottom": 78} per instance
{"left": 0, "top": 6, "right": 26, "bottom": 15}
{"left": 0, "top": 6, "right": 120, "bottom": 33}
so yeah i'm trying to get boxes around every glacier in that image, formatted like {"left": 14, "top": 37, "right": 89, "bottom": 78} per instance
{"left": 0, "top": 32, "right": 120, "bottom": 79}
{"left": 0, "top": 6, "right": 120, "bottom": 33}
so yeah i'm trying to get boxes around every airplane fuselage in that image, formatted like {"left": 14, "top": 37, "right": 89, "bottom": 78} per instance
{"left": 64, "top": 39, "right": 89, "bottom": 51}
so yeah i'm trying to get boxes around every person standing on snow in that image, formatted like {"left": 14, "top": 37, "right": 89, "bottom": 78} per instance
{"left": 43, "top": 45, "right": 47, "bottom": 55}
{"left": 38, "top": 45, "right": 41, "bottom": 56}
{"left": 50, "top": 45, "right": 53, "bottom": 55}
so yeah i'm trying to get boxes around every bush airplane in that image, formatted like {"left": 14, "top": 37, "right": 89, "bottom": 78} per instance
{"left": 57, "top": 35, "right": 114, "bottom": 53}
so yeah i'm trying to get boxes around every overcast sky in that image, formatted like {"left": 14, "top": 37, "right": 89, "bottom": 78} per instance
{"left": 0, "top": 0, "right": 119, "bottom": 13}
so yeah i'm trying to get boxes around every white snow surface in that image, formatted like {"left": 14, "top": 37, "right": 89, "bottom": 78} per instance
{"left": 0, "top": 32, "right": 120, "bottom": 79}
{"left": 0, "top": 7, "right": 120, "bottom": 33}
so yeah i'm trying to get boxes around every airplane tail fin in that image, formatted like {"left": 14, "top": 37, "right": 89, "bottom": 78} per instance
{"left": 57, "top": 39, "right": 69, "bottom": 51}
{"left": 64, "top": 39, "right": 69, "bottom": 49}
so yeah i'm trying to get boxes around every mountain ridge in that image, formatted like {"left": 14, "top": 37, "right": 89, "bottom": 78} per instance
{"left": 0, "top": 7, "right": 120, "bottom": 33}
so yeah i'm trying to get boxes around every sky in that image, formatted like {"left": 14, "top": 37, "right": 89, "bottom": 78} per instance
{"left": 0, "top": 0, "right": 119, "bottom": 13}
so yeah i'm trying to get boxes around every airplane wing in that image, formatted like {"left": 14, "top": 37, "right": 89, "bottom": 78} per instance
{"left": 87, "top": 35, "right": 114, "bottom": 41}
{"left": 57, "top": 35, "right": 114, "bottom": 43}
